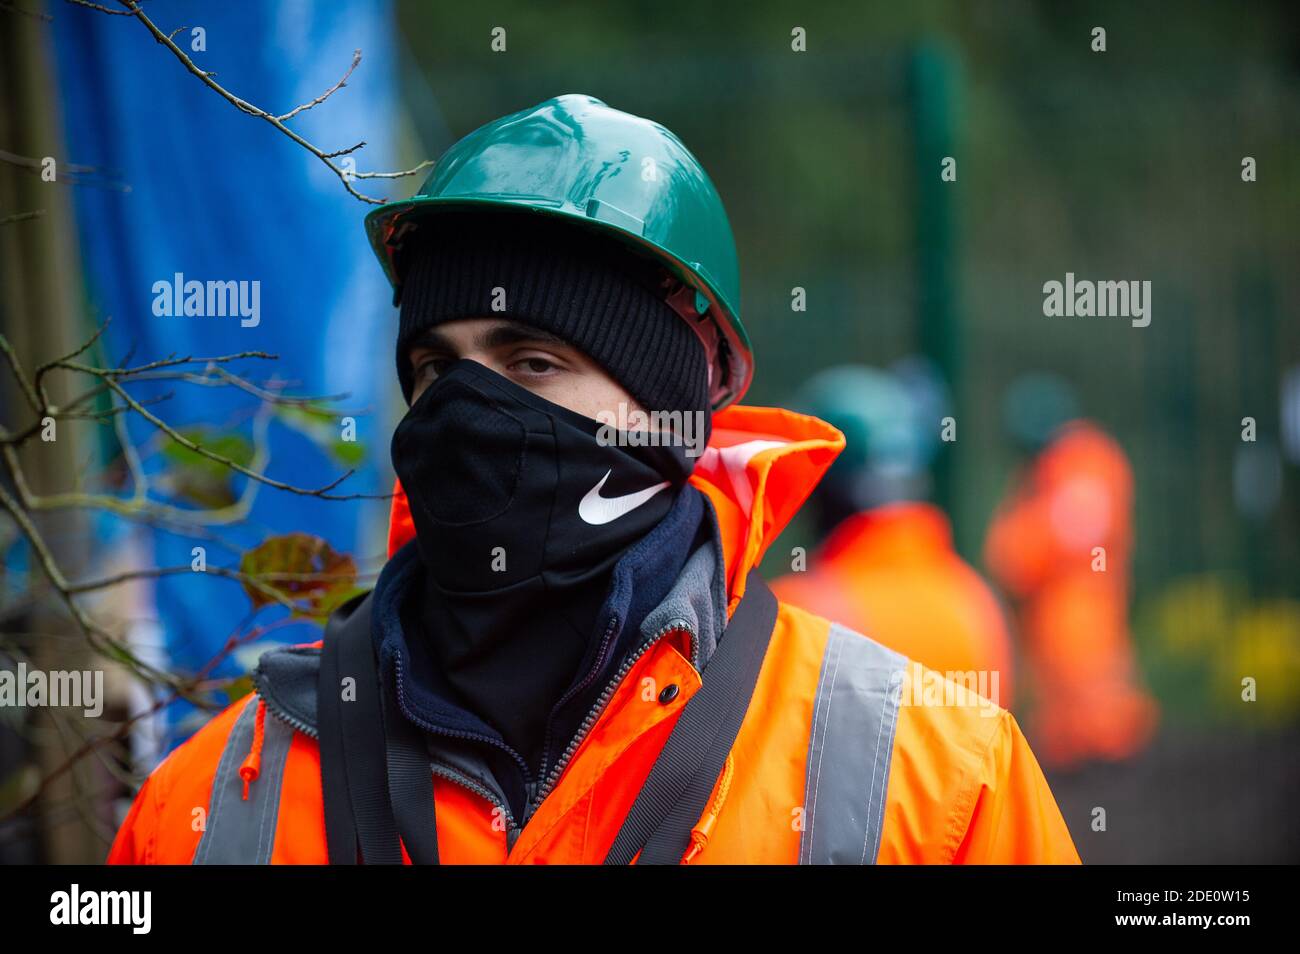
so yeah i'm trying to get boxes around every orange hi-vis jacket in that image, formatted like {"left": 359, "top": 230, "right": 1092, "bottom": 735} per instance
{"left": 984, "top": 420, "right": 1158, "bottom": 768}
{"left": 108, "top": 406, "right": 1080, "bottom": 865}
{"left": 772, "top": 502, "right": 1015, "bottom": 708}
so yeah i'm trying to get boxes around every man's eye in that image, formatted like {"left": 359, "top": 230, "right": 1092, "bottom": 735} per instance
{"left": 515, "top": 357, "right": 556, "bottom": 374}
{"left": 413, "top": 357, "right": 450, "bottom": 381}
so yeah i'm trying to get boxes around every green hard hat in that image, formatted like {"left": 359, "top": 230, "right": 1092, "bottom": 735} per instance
{"left": 364, "top": 94, "right": 750, "bottom": 409}
{"left": 792, "top": 365, "right": 939, "bottom": 479}
{"left": 1002, "top": 372, "right": 1080, "bottom": 452}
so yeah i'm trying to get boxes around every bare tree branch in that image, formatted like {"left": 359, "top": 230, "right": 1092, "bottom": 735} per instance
{"left": 0, "top": 148, "right": 130, "bottom": 191}
{"left": 1, "top": 1, "right": 412, "bottom": 832}
{"left": 0, "top": 209, "right": 46, "bottom": 224}
{"left": 70, "top": 365, "right": 370, "bottom": 500}
{"left": 61, "top": 0, "right": 434, "bottom": 204}
{"left": 64, "top": 564, "right": 371, "bottom": 595}
{"left": 0, "top": 333, "right": 43, "bottom": 412}
{"left": 278, "top": 49, "right": 361, "bottom": 122}
{"left": 0, "top": 479, "right": 176, "bottom": 689}
{"left": 64, "top": 0, "right": 132, "bottom": 14}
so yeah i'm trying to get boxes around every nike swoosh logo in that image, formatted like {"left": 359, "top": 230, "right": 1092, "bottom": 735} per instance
{"left": 578, "top": 470, "right": 670, "bottom": 525}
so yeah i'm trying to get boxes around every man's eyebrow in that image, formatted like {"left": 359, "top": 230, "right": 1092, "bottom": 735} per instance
{"left": 477, "top": 323, "right": 572, "bottom": 351}
{"left": 405, "top": 327, "right": 457, "bottom": 354}
{"left": 405, "top": 322, "right": 574, "bottom": 356}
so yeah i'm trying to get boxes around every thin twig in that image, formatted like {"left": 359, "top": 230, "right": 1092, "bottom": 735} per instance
{"left": 65, "top": 565, "right": 368, "bottom": 594}
{"left": 0, "top": 148, "right": 103, "bottom": 175}
{"left": 0, "top": 480, "right": 176, "bottom": 689}
{"left": 0, "top": 209, "right": 46, "bottom": 224}
{"left": 0, "top": 608, "right": 326, "bottom": 823}
{"left": 63, "top": 0, "right": 433, "bottom": 204}
{"left": 32, "top": 317, "right": 110, "bottom": 400}
{"left": 278, "top": 49, "right": 361, "bottom": 122}
{"left": 81, "top": 368, "right": 372, "bottom": 500}
{"left": 0, "top": 334, "right": 43, "bottom": 411}
{"left": 65, "top": 348, "right": 276, "bottom": 378}
{"left": 0, "top": 148, "right": 130, "bottom": 191}
{"left": 65, "top": 0, "right": 132, "bottom": 14}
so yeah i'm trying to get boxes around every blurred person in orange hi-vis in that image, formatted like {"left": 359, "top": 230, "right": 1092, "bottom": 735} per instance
{"left": 983, "top": 373, "right": 1159, "bottom": 769}
{"left": 772, "top": 360, "right": 1014, "bottom": 708}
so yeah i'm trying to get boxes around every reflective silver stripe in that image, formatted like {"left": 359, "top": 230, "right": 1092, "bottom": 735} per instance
{"left": 193, "top": 698, "right": 295, "bottom": 864}
{"left": 798, "top": 622, "right": 906, "bottom": 864}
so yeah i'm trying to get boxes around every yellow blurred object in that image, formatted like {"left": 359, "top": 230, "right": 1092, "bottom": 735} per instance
{"left": 1151, "top": 575, "right": 1235, "bottom": 657}
{"left": 1220, "top": 600, "right": 1300, "bottom": 718}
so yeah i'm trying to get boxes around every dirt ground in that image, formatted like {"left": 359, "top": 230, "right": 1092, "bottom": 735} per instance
{"left": 1042, "top": 723, "right": 1300, "bottom": 864}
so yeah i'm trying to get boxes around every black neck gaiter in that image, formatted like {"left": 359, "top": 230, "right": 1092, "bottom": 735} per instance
{"left": 390, "top": 359, "right": 693, "bottom": 773}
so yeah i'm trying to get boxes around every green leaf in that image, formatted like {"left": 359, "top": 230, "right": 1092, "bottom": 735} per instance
{"left": 159, "top": 426, "right": 255, "bottom": 508}
{"left": 223, "top": 675, "right": 255, "bottom": 705}
{"left": 239, "top": 532, "right": 359, "bottom": 623}
{"left": 275, "top": 403, "right": 367, "bottom": 468}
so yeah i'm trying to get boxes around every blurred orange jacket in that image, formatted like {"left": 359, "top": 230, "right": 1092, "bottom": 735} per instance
{"left": 108, "top": 406, "right": 1079, "bottom": 864}
{"left": 773, "top": 502, "right": 1015, "bottom": 707}
{"left": 984, "top": 420, "right": 1158, "bottom": 768}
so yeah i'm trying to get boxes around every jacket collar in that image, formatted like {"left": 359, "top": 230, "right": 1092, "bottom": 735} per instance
{"left": 384, "top": 404, "right": 845, "bottom": 605}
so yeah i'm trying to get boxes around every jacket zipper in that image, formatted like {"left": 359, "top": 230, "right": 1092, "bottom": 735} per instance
{"left": 251, "top": 687, "right": 317, "bottom": 739}
{"left": 521, "top": 617, "right": 697, "bottom": 826}
{"left": 253, "top": 618, "right": 696, "bottom": 847}
{"left": 535, "top": 614, "right": 619, "bottom": 788}
{"left": 389, "top": 655, "right": 530, "bottom": 845}
{"left": 429, "top": 761, "right": 522, "bottom": 850}
{"left": 391, "top": 654, "right": 534, "bottom": 780}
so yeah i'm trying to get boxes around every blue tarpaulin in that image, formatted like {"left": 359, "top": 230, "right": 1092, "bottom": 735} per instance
{"left": 50, "top": 1, "right": 406, "bottom": 751}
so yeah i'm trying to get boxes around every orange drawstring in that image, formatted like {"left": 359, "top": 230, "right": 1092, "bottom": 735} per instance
{"left": 239, "top": 698, "right": 266, "bottom": 800}
{"left": 681, "top": 753, "right": 735, "bottom": 864}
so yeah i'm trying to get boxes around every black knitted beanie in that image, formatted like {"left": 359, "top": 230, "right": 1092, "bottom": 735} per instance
{"left": 394, "top": 213, "right": 711, "bottom": 444}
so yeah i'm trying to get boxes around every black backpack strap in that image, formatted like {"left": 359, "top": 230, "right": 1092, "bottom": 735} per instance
{"left": 604, "top": 571, "right": 780, "bottom": 865}
{"left": 318, "top": 591, "right": 403, "bottom": 864}
{"left": 379, "top": 672, "right": 441, "bottom": 864}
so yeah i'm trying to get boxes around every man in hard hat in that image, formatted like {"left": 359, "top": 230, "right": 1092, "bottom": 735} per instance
{"left": 984, "top": 373, "right": 1159, "bottom": 769}
{"left": 108, "top": 95, "right": 1079, "bottom": 864}
{"left": 773, "top": 362, "right": 1015, "bottom": 708}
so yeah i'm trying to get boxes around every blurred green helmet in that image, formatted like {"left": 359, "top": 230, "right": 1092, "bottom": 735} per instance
{"left": 364, "top": 94, "right": 750, "bottom": 409}
{"left": 1002, "top": 372, "right": 1080, "bottom": 452}
{"left": 792, "top": 364, "right": 940, "bottom": 481}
